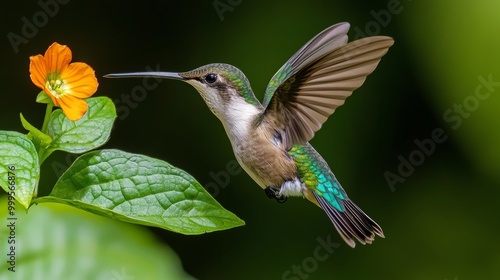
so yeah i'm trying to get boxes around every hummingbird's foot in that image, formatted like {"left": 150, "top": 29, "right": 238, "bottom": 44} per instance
{"left": 265, "top": 186, "right": 287, "bottom": 203}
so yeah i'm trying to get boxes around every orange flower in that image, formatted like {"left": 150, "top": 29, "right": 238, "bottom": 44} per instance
{"left": 29, "top": 42, "right": 98, "bottom": 121}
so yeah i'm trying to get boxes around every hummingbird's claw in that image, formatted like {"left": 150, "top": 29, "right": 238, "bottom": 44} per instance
{"left": 265, "top": 186, "right": 288, "bottom": 203}
{"left": 275, "top": 195, "right": 287, "bottom": 203}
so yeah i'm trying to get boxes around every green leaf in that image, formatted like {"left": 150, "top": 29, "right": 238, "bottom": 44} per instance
{"left": 35, "top": 149, "right": 245, "bottom": 234}
{"left": 35, "top": 90, "right": 51, "bottom": 104}
{"left": 0, "top": 198, "right": 195, "bottom": 280}
{"left": 19, "top": 113, "right": 52, "bottom": 150}
{"left": 0, "top": 131, "right": 39, "bottom": 209}
{"left": 42, "top": 96, "right": 117, "bottom": 161}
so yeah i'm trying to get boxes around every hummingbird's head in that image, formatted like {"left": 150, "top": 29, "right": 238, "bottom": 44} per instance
{"left": 178, "top": 63, "right": 261, "bottom": 119}
{"left": 105, "top": 63, "right": 261, "bottom": 121}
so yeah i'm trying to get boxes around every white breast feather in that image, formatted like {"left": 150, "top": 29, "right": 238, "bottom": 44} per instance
{"left": 223, "top": 97, "right": 260, "bottom": 142}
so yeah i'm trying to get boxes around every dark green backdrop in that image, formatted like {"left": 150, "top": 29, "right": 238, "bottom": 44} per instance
{"left": 2, "top": 0, "right": 499, "bottom": 279}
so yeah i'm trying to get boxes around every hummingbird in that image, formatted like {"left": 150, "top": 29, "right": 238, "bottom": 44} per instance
{"left": 105, "top": 22, "right": 393, "bottom": 248}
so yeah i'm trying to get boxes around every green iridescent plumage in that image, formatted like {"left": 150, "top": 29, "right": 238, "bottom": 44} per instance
{"left": 262, "top": 64, "right": 293, "bottom": 107}
{"left": 289, "top": 143, "right": 347, "bottom": 212}
{"left": 219, "top": 65, "right": 260, "bottom": 106}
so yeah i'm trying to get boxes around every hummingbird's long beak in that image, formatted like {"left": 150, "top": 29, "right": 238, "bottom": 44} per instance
{"left": 103, "top": 72, "right": 184, "bottom": 80}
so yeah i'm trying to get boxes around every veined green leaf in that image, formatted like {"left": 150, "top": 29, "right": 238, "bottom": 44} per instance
{"left": 41, "top": 96, "right": 116, "bottom": 161}
{"left": 35, "top": 149, "right": 245, "bottom": 234}
{"left": 0, "top": 131, "right": 39, "bottom": 209}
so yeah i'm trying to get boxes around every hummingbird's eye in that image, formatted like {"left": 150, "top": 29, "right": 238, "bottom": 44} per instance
{"left": 204, "top": 73, "right": 218, "bottom": 84}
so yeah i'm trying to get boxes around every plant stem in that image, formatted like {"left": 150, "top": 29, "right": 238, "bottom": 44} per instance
{"left": 41, "top": 102, "right": 53, "bottom": 133}
{"left": 38, "top": 102, "right": 53, "bottom": 163}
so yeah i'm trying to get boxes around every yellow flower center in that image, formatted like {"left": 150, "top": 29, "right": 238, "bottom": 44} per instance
{"left": 45, "top": 72, "right": 69, "bottom": 98}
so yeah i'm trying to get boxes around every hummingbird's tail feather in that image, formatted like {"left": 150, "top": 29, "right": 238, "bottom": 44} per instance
{"left": 313, "top": 192, "right": 384, "bottom": 248}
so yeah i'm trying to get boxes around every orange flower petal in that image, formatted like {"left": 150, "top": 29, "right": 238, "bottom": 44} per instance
{"left": 29, "top": 54, "right": 60, "bottom": 106}
{"left": 29, "top": 54, "right": 47, "bottom": 90}
{"left": 58, "top": 94, "right": 88, "bottom": 121}
{"left": 61, "top": 62, "right": 98, "bottom": 98}
{"left": 44, "top": 42, "right": 72, "bottom": 74}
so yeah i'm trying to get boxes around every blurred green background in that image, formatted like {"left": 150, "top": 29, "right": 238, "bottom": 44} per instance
{"left": 2, "top": 0, "right": 500, "bottom": 279}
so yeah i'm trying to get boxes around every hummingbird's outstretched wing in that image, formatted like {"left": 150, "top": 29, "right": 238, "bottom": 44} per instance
{"left": 261, "top": 23, "right": 394, "bottom": 149}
